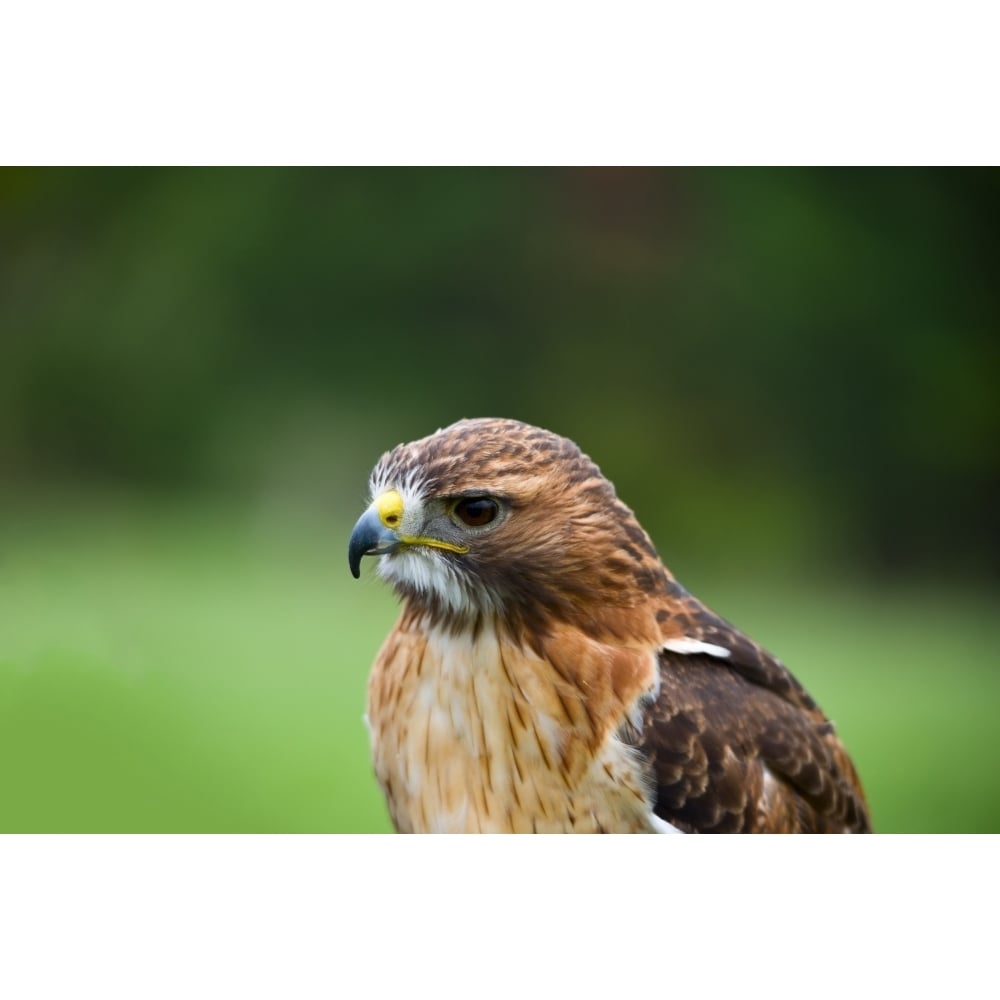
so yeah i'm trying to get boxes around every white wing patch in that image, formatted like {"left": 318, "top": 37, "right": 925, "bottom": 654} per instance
{"left": 761, "top": 764, "right": 779, "bottom": 809}
{"left": 662, "top": 637, "right": 732, "bottom": 659}
{"left": 649, "top": 813, "right": 685, "bottom": 834}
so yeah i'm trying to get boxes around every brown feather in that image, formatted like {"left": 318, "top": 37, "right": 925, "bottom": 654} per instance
{"left": 354, "top": 418, "right": 871, "bottom": 833}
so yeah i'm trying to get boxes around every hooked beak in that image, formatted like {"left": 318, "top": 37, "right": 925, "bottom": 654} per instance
{"left": 348, "top": 505, "right": 401, "bottom": 579}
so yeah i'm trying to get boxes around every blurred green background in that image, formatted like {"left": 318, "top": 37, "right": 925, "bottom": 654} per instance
{"left": 1, "top": 167, "right": 997, "bottom": 832}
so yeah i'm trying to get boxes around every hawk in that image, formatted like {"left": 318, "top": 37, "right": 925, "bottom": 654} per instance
{"left": 348, "top": 418, "right": 870, "bottom": 833}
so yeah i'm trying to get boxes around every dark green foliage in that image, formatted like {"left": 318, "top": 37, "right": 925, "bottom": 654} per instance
{"left": 2, "top": 168, "right": 996, "bottom": 578}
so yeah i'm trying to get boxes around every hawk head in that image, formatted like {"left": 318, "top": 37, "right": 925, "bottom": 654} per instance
{"left": 348, "top": 417, "right": 669, "bottom": 640}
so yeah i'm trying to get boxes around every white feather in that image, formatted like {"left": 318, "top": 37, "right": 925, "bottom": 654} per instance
{"left": 661, "top": 637, "right": 732, "bottom": 659}
{"left": 649, "top": 813, "right": 685, "bottom": 834}
{"left": 376, "top": 546, "right": 505, "bottom": 620}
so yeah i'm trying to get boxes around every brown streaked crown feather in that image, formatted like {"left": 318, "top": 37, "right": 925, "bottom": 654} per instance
{"left": 357, "top": 417, "right": 871, "bottom": 833}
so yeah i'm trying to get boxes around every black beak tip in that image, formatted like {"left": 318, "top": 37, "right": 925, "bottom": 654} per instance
{"left": 348, "top": 544, "right": 364, "bottom": 580}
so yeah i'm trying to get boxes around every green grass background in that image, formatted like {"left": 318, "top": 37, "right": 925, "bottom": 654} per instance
{"left": 2, "top": 497, "right": 996, "bottom": 833}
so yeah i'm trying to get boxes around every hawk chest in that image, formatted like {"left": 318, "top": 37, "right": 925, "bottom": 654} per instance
{"left": 366, "top": 621, "right": 656, "bottom": 833}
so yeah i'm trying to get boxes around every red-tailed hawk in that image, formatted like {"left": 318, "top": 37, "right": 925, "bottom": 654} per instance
{"left": 348, "top": 418, "right": 871, "bottom": 833}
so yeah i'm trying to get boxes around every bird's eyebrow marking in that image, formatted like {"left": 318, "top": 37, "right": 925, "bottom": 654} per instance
{"left": 438, "top": 488, "right": 514, "bottom": 503}
{"left": 661, "top": 637, "right": 732, "bottom": 659}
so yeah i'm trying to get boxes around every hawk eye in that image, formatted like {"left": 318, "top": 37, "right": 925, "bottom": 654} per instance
{"left": 454, "top": 497, "right": 499, "bottom": 527}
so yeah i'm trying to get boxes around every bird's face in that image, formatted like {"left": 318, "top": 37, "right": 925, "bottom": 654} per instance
{"left": 349, "top": 418, "right": 666, "bottom": 633}
{"left": 348, "top": 477, "right": 513, "bottom": 615}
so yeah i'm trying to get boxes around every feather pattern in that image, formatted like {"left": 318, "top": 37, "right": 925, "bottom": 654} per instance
{"left": 352, "top": 417, "right": 871, "bottom": 833}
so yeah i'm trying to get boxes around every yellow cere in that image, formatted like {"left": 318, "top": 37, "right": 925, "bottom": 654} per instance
{"left": 374, "top": 489, "right": 469, "bottom": 555}
{"left": 374, "top": 489, "right": 404, "bottom": 529}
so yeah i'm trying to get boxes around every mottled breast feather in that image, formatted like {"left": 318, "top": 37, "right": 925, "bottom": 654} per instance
{"left": 355, "top": 417, "right": 871, "bottom": 834}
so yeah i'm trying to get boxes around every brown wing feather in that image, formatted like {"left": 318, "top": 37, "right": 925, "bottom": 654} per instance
{"left": 638, "top": 592, "right": 871, "bottom": 833}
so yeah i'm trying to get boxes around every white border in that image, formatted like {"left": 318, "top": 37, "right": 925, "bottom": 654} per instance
{"left": 3, "top": 3, "right": 998, "bottom": 164}
{"left": 0, "top": 835, "right": 995, "bottom": 998}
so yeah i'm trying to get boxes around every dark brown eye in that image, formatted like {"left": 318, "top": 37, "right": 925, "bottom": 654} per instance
{"left": 454, "top": 497, "right": 499, "bottom": 527}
